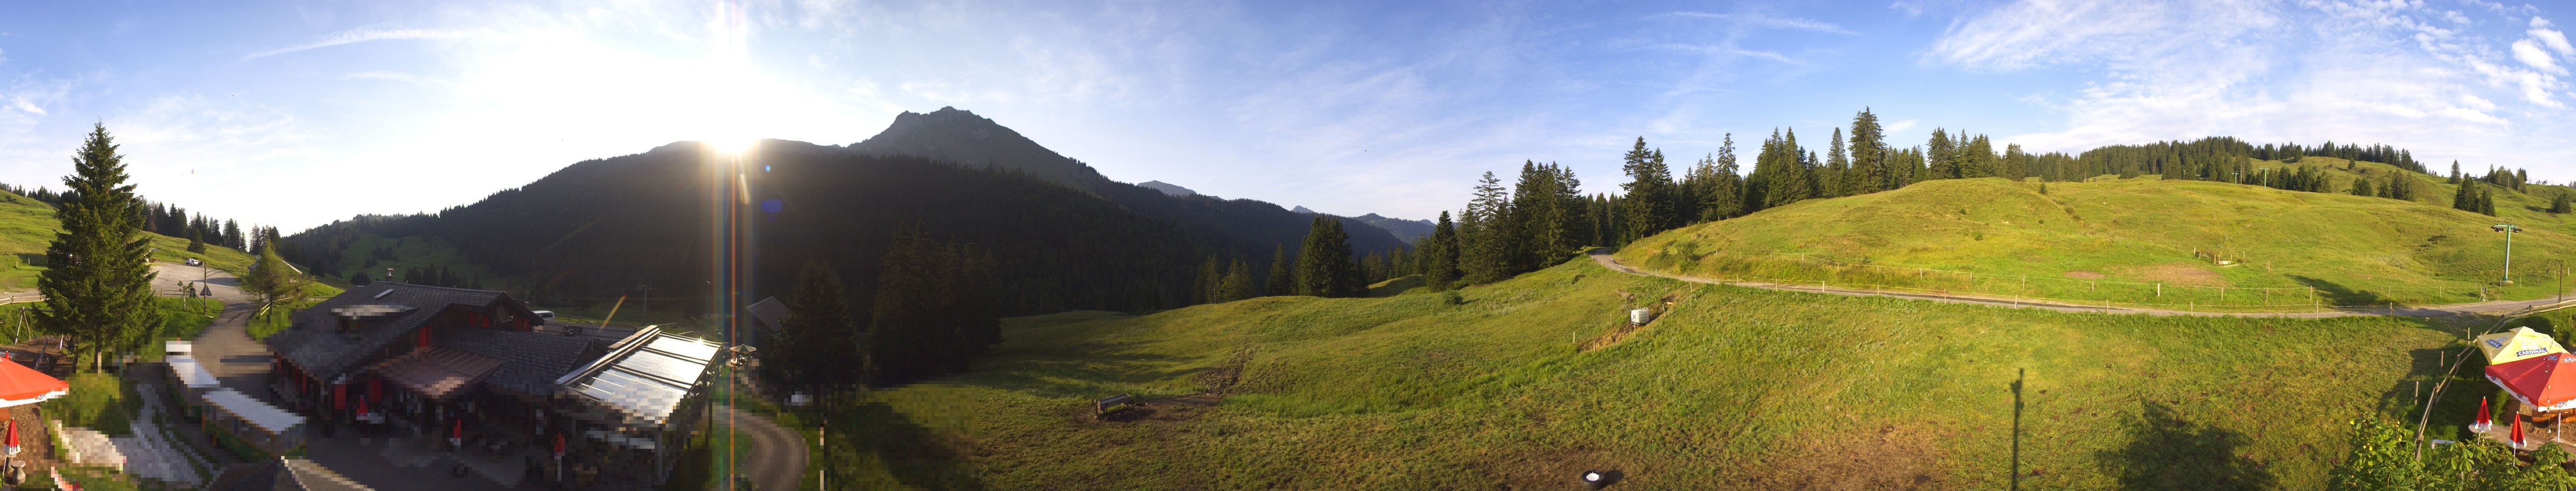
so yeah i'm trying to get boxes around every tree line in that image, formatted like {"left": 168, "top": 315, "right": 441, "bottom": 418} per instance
{"left": 0, "top": 182, "right": 293, "bottom": 257}
{"left": 764, "top": 224, "right": 1000, "bottom": 389}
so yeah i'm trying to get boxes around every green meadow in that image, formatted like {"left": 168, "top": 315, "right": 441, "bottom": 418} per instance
{"left": 1619, "top": 174, "right": 2576, "bottom": 311}
{"left": 824, "top": 257, "right": 2470, "bottom": 490}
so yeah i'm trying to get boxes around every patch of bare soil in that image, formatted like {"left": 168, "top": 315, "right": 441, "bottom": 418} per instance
{"left": 1488, "top": 448, "right": 1627, "bottom": 491}
{"left": 1744, "top": 424, "right": 1949, "bottom": 491}
{"left": 2116, "top": 263, "right": 2228, "bottom": 287}
{"left": 2062, "top": 270, "right": 2105, "bottom": 279}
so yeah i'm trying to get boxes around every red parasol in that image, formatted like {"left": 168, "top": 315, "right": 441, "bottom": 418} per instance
{"left": 5, "top": 418, "right": 19, "bottom": 457}
{"left": 0, "top": 357, "right": 66, "bottom": 408}
{"left": 2477, "top": 397, "right": 2494, "bottom": 431}
{"left": 334, "top": 384, "right": 345, "bottom": 410}
{"left": 356, "top": 397, "right": 368, "bottom": 421}
{"left": 2485, "top": 353, "right": 2576, "bottom": 410}
{"left": 552, "top": 433, "right": 565, "bottom": 458}
{"left": 2513, "top": 414, "right": 2527, "bottom": 447}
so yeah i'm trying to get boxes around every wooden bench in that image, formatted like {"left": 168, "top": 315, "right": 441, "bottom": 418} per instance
{"left": 1094, "top": 394, "right": 1136, "bottom": 420}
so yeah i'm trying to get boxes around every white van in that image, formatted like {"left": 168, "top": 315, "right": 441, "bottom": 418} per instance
{"left": 533, "top": 310, "right": 555, "bottom": 325}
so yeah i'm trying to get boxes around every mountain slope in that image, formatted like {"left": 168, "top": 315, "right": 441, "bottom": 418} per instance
{"left": 847, "top": 107, "right": 1407, "bottom": 255}
{"left": 837, "top": 255, "right": 2452, "bottom": 489}
{"left": 283, "top": 140, "right": 1393, "bottom": 316}
{"left": 0, "top": 190, "right": 263, "bottom": 291}
{"left": 1352, "top": 213, "right": 1433, "bottom": 242}
{"left": 1617, "top": 176, "right": 2576, "bottom": 309}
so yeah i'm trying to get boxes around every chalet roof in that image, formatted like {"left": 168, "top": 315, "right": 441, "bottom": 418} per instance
{"left": 435, "top": 327, "right": 603, "bottom": 397}
{"left": 267, "top": 282, "right": 515, "bottom": 379}
{"left": 744, "top": 297, "right": 787, "bottom": 331}
{"left": 368, "top": 347, "right": 504, "bottom": 399}
{"left": 554, "top": 327, "right": 720, "bottom": 428}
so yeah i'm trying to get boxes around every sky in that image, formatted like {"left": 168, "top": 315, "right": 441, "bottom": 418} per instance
{"left": 0, "top": 0, "right": 2571, "bottom": 232}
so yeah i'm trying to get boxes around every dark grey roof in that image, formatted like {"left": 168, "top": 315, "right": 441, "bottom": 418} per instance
{"left": 435, "top": 327, "right": 603, "bottom": 397}
{"left": 267, "top": 282, "right": 513, "bottom": 379}
{"left": 744, "top": 297, "right": 787, "bottom": 330}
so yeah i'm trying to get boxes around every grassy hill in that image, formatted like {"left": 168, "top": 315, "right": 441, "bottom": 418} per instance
{"left": 825, "top": 258, "right": 2464, "bottom": 490}
{"left": 1616, "top": 175, "right": 2576, "bottom": 310}
{"left": 0, "top": 190, "right": 264, "bottom": 292}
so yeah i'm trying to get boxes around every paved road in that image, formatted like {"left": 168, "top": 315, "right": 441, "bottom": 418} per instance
{"left": 712, "top": 405, "right": 809, "bottom": 491}
{"left": 1588, "top": 249, "right": 2572, "bottom": 318}
{"left": 163, "top": 263, "right": 273, "bottom": 395}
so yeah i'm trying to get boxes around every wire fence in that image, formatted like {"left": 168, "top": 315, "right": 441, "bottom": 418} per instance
{"left": 1635, "top": 249, "right": 2508, "bottom": 313}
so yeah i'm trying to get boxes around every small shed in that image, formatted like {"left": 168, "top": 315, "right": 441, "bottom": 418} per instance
{"left": 201, "top": 388, "right": 307, "bottom": 456}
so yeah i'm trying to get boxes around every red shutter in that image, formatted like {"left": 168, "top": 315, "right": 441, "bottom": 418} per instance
{"left": 418, "top": 327, "right": 431, "bottom": 348}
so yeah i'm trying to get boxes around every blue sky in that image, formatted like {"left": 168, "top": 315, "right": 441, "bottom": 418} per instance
{"left": 0, "top": 0, "right": 2570, "bottom": 232}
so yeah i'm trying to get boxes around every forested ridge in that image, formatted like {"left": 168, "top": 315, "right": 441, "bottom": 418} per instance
{"left": 1396, "top": 107, "right": 2559, "bottom": 292}
{"left": 282, "top": 139, "right": 1405, "bottom": 317}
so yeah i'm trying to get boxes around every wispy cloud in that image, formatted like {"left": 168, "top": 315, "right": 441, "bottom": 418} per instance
{"left": 1657, "top": 12, "right": 1858, "bottom": 35}
{"left": 241, "top": 27, "right": 491, "bottom": 61}
{"left": 1922, "top": 0, "right": 2574, "bottom": 172}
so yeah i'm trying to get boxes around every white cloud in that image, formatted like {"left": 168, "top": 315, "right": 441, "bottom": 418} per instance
{"left": 1657, "top": 12, "right": 1858, "bottom": 35}
{"left": 1884, "top": 119, "right": 1919, "bottom": 132}
{"left": 1924, "top": 0, "right": 2574, "bottom": 177}
{"left": 241, "top": 27, "right": 493, "bottom": 61}
{"left": 2514, "top": 38, "right": 2564, "bottom": 73}
{"left": 2533, "top": 21, "right": 2575, "bottom": 55}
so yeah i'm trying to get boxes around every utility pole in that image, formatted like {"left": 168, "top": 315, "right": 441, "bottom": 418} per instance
{"left": 2495, "top": 224, "right": 2521, "bottom": 285}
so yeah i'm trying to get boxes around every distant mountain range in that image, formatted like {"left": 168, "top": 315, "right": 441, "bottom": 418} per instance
{"left": 1138, "top": 180, "right": 1196, "bottom": 197}
{"left": 1352, "top": 213, "right": 1434, "bottom": 242}
{"left": 285, "top": 107, "right": 1416, "bottom": 315}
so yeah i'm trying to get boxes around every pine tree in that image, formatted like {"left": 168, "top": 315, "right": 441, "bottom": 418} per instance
{"left": 242, "top": 244, "right": 309, "bottom": 313}
{"left": 1264, "top": 245, "right": 1293, "bottom": 296}
{"left": 2349, "top": 175, "right": 2374, "bottom": 197}
{"left": 1619, "top": 138, "right": 1676, "bottom": 245}
{"left": 222, "top": 219, "right": 242, "bottom": 250}
{"left": 1460, "top": 172, "right": 1514, "bottom": 284}
{"left": 1424, "top": 211, "right": 1460, "bottom": 290}
{"left": 1292, "top": 216, "right": 1360, "bottom": 297}
{"left": 2552, "top": 192, "right": 2573, "bottom": 214}
{"left": 1217, "top": 258, "right": 1254, "bottom": 302}
{"left": 1963, "top": 134, "right": 1997, "bottom": 178}
{"left": 1927, "top": 128, "right": 1958, "bottom": 179}
{"left": 34, "top": 124, "right": 158, "bottom": 370}
{"left": 1827, "top": 127, "right": 1854, "bottom": 198}
{"left": 2450, "top": 161, "right": 2462, "bottom": 184}
{"left": 774, "top": 261, "right": 857, "bottom": 387}
{"left": 1700, "top": 135, "right": 1745, "bottom": 220}
{"left": 1851, "top": 109, "right": 1891, "bottom": 192}
{"left": 1194, "top": 256, "right": 1222, "bottom": 304}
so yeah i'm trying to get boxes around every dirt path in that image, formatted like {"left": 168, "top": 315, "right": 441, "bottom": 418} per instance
{"left": 712, "top": 405, "right": 808, "bottom": 491}
{"left": 1587, "top": 249, "right": 2569, "bottom": 318}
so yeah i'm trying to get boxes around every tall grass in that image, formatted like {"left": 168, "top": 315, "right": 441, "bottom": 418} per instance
{"left": 828, "top": 259, "right": 2462, "bottom": 490}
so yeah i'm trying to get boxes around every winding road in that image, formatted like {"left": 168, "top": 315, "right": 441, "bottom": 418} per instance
{"left": 1587, "top": 248, "right": 2572, "bottom": 318}
{"left": 713, "top": 405, "right": 809, "bottom": 491}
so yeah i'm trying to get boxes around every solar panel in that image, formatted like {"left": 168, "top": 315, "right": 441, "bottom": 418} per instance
{"left": 645, "top": 337, "right": 718, "bottom": 362}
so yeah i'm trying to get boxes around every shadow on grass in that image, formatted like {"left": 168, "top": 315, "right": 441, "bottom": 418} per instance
{"left": 2288, "top": 275, "right": 2392, "bottom": 309}
{"left": 2093, "top": 401, "right": 2275, "bottom": 491}
{"left": 827, "top": 401, "right": 982, "bottom": 491}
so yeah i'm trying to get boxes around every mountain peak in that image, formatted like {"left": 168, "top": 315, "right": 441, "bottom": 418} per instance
{"left": 850, "top": 107, "right": 1109, "bottom": 189}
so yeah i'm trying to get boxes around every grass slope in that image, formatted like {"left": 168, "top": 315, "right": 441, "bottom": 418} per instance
{"left": 1619, "top": 176, "right": 2576, "bottom": 309}
{"left": 834, "top": 258, "right": 2459, "bottom": 490}
{"left": 0, "top": 190, "right": 265, "bottom": 291}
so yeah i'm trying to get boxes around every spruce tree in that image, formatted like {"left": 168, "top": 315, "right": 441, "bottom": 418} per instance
{"left": 1927, "top": 128, "right": 1958, "bottom": 179}
{"left": 1618, "top": 138, "right": 1676, "bottom": 245}
{"left": 222, "top": 219, "right": 242, "bottom": 250}
{"left": 1700, "top": 135, "right": 1745, "bottom": 220}
{"left": 2350, "top": 176, "right": 2374, "bottom": 196}
{"left": 776, "top": 261, "right": 857, "bottom": 387}
{"left": 1851, "top": 109, "right": 1890, "bottom": 192}
{"left": 1827, "top": 127, "right": 1853, "bottom": 198}
{"left": 1424, "top": 211, "right": 1460, "bottom": 290}
{"left": 1964, "top": 134, "right": 1997, "bottom": 178}
{"left": 1194, "top": 256, "right": 1222, "bottom": 304}
{"left": 1291, "top": 216, "right": 1359, "bottom": 297}
{"left": 1460, "top": 172, "right": 1514, "bottom": 284}
{"left": 35, "top": 124, "right": 158, "bottom": 370}
{"left": 1264, "top": 245, "right": 1293, "bottom": 296}
{"left": 243, "top": 245, "right": 308, "bottom": 313}
{"left": 2552, "top": 192, "right": 2573, "bottom": 214}
{"left": 1218, "top": 258, "right": 1254, "bottom": 302}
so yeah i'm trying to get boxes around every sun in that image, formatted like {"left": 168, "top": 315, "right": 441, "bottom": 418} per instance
{"left": 708, "top": 137, "right": 758, "bottom": 157}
